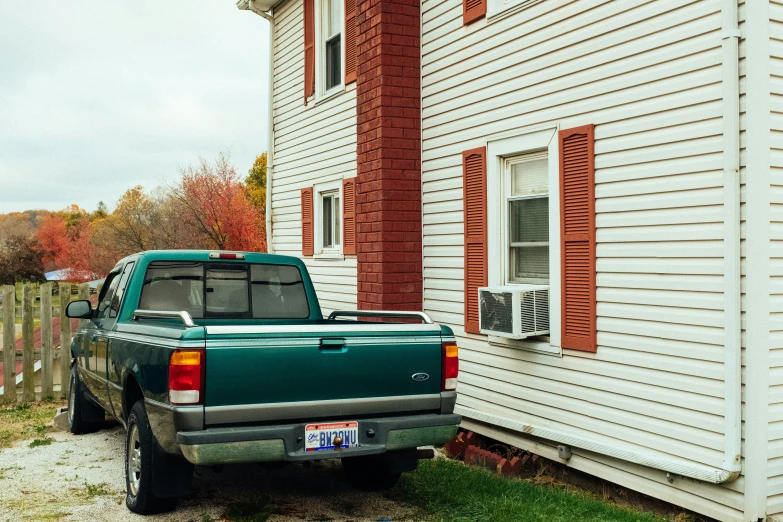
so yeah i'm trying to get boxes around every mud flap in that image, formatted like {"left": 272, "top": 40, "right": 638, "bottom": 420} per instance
{"left": 151, "top": 438, "right": 194, "bottom": 498}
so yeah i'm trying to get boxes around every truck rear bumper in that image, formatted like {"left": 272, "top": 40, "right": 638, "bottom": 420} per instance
{"left": 176, "top": 413, "right": 460, "bottom": 466}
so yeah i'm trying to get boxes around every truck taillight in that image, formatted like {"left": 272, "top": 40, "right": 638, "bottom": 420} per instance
{"left": 442, "top": 341, "right": 458, "bottom": 391}
{"left": 169, "top": 350, "right": 204, "bottom": 405}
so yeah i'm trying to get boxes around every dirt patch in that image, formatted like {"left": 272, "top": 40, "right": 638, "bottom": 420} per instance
{"left": 0, "top": 400, "right": 65, "bottom": 448}
{"left": 0, "top": 423, "right": 418, "bottom": 522}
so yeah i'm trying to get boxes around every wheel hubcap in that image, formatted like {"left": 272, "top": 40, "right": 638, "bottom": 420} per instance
{"left": 127, "top": 424, "right": 141, "bottom": 497}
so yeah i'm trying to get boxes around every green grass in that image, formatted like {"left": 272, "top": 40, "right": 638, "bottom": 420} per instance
{"left": 393, "top": 459, "right": 666, "bottom": 522}
{"left": 82, "top": 481, "right": 112, "bottom": 498}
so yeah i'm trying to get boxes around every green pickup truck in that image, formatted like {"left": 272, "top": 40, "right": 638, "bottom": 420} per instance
{"left": 65, "top": 250, "right": 460, "bottom": 514}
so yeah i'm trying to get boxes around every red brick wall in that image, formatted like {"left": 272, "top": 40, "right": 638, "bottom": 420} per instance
{"left": 355, "top": 0, "right": 422, "bottom": 310}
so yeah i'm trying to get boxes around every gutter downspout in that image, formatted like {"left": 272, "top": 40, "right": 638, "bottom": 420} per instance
{"left": 720, "top": 0, "right": 742, "bottom": 482}
{"left": 239, "top": 0, "right": 276, "bottom": 254}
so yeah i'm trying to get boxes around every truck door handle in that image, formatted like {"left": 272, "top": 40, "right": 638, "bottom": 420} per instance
{"left": 319, "top": 339, "right": 346, "bottom": 351}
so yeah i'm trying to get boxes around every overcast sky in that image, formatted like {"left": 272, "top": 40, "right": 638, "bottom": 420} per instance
{"left": 0, "top": 1, "right": 270, "bottom": 214}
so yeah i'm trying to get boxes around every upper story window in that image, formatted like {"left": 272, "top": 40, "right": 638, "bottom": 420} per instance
{"left": 506, "top": 153, "right": 549, "bottom": 285}
{"left": 319, "top": 0, "right": 342, "bottom": 93}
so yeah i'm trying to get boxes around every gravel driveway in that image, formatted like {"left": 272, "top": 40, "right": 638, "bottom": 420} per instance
{"left": 0, "top": 421, "right": 419, "bottom": 522}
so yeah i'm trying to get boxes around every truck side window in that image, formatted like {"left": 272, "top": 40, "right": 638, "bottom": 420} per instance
{"left": 94, "top": 271, "right": 122, "bottom": 328}
{"left": 109, "top": 261, "right": 135, "bottom": 318}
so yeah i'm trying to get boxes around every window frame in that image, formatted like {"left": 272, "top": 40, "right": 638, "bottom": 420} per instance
{"left": 315, "top": 0, "right": 345, "bottom": 99}
{"left": 313, "top": 179, "right": 344, "bottom": 258}
{"left": 487, "top": 125, "right": 561, "bottom": 355}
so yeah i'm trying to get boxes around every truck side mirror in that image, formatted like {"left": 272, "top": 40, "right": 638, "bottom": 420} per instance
{"left": 66, "top": 300, "right": 93, "bottom": 319}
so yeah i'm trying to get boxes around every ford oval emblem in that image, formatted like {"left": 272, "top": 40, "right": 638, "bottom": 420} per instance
{"left": 412, "top": 373, "right": 429, "bottom": 382}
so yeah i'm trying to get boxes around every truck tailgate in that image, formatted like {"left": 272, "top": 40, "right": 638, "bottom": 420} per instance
{"left": 203, "top": 322, "right": 444, "bottom": 425}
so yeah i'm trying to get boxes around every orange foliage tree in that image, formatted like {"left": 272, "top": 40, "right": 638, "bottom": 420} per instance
{"left": 36, "top": 213, "right": 70, "bottom": 270}
{"left": 172, "top": 153, "right": 266, "bottom": 253}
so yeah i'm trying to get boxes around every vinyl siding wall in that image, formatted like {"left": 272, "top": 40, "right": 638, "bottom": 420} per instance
{"left": 420, "top": 0, "right": 745, "bottom": 519}
{"left": 768, "top": 0, "right": 783, "bottom": 518}
{"left": 271, "top": 0, "right": 358, "bottom": 314}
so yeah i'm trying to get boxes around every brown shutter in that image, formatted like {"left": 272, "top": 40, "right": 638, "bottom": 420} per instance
{"left": 463, "top": 0, "right": 486, "bottom": 25}
{"left": 463, "top": 147, "right": 487, "bottom": 335}
{"left": 559, "top": 124, "right": 596, "bottom": 352}
{"left": 344, "top": 0, "right": 357, "bottom": 84}
{"left": 342, "top": 178, "right": 356, "bottom": 255}
{"left": 301, "top": 187, "right": 314, "bottom": 256}
{"left": 303, "top": 0, "right": 315, "bottom": 102}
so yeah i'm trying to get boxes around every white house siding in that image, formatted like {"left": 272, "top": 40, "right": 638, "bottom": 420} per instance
{"left": 420, "top": 0, "right": 746, "bottom": 519}
{"left": 768, "top": 1, "right": 783, "bottom": 518}
{"left": 270, "top": 0, "right": 358, "bottom": 314}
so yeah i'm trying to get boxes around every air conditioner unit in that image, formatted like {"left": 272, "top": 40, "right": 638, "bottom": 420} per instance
{"left": 478, "top": 285, "right": 550, "bottom": 339}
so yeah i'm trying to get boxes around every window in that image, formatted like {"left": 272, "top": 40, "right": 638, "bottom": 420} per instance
{"left": 311, "top": 179, "right": 343, "bottom": 256}
{"left": 138, "top": 261, "right": 310, "bottom": 319}
{"left": 109, "top": 261, "right": 135, "bottom": 318}
{"left": 320, "top": 0, "right": 342, "bottom": 93}
{"left": 94, "top": 271, "right": 121, "bottom": 327}
{"left": 486, "top": 126, "right": 561, "bottom": 353}
{"left": 321, "top": 191, "right": 341, "bottom": 250}
{"left": 506, "top": 153, "right": 549, "bottom": 284}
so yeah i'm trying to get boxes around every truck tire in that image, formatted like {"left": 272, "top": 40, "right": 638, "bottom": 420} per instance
{"left": 342, "top": 456, "right": 402, "bottom": 491}
{"left": 125, "top": 400, "right": 178, "bottom": 514}
{"left": 67, "top": 364, "right": 103, "bottom": 435}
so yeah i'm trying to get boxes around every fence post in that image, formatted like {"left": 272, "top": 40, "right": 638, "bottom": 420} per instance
{"left": 2, "top": 285, "right": 15, "bottom": 405}
{"left": 59, "top": 283, "right": 72, "bottom": 400}
{"left": 78, "top": 283, "right": 90, "bottom": 326}
{"left": 22, "top": 284, "right": 34, "bottom": 402}
{"left": 40, "top": 283, "right": 53, "bottom": 399}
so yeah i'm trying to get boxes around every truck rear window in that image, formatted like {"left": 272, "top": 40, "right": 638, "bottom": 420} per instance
{"left": 138, "top": 261, "right": 310, "bottom": 319}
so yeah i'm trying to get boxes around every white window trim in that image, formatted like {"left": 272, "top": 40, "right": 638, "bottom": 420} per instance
{"left": 313, "top": 178, "right": 343, "bottom": 258}
{"left": 486, "top": 125, "right": 561, "bottom": 356}
{"left": 314, "top": 0, "right": 345, "bottom": 100}
{"left": 487, "top": 0, "right": 544, "bottom": 21}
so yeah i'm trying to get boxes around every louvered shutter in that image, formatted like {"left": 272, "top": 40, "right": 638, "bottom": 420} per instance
{"left": 344, "top": 0, "right": 357, "bottom": 84}
{"left": 463, "top": 0, "right": 486, "bottom": 25}
{"left": 559, "top": 125, "right": 596, "bottom": 352}
{"left": 301, "top": 187, "right": 314, "bottom": 256}
{"left": 342, "top": 178, "right": 356, "bottom": 255}
{"left": 303, "top": 0, "right": 315, "bottom": 102}
{"left": 463, "top": 147, "right": 487, "bottom": 335}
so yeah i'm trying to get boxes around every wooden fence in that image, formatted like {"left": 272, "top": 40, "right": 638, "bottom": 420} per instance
{"left": 0, "top": 282, "right": 91, "bottom": 404}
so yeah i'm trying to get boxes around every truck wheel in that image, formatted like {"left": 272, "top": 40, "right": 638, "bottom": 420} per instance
{"left": 67, "top": 365, "right": 103, "bottom": 435}
{"left": 125, "top": 400, "right": 178, "bottom": 514}
{"left": 342, "top": 456, "right": 402, "bottom": 491}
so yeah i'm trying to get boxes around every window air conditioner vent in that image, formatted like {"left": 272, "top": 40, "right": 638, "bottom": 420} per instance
{"left": 479, "top": 285, "right": 550, "bottom": 339}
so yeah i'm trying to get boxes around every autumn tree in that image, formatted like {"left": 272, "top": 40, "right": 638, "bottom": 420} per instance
{"left": 0, "top": 212, "right": 36, "bottom": 244}
{"left": 36, "top": 213, "right": 69, "bottom": 270}
{"left": 172, "top": 153, "right": 266, "bottom": 252}
{"left": 0, "top": 235, "right": 46, "bottom": 284}
{"left": 246, "top": 153, "right": 267, "bottom": 211}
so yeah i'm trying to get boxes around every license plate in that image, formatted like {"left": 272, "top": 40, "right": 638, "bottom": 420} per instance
{"left": 305, "top": 421, "right": 360, "bottom": 451}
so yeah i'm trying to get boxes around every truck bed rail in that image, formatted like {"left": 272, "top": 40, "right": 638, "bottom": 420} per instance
{"left": 327, "top": 310, "right": 433, "bottom": 324}
{"left": 132, "top": 309, "right": 197, "bottom": 328}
